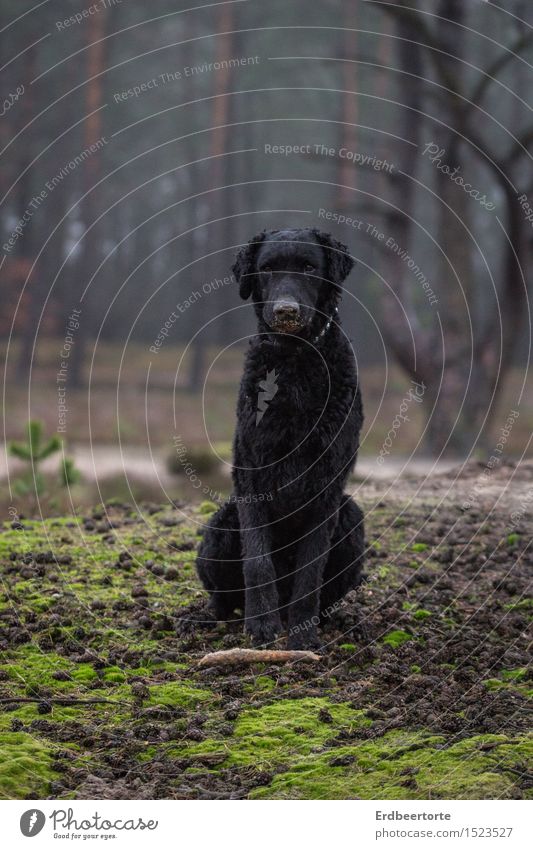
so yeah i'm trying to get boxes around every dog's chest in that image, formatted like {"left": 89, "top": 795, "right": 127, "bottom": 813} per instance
{"left": 238, "top": 357, "right": 353, "bottom": 468}
{"left": 245, "top": 363, "right": 327, "bottom": 440}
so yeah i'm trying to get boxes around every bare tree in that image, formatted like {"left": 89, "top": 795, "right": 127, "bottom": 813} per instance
{"left": 69, "top": 5, "right": 108, "bottom": 388}
{"left": 337, "top": 3, "right": 358, "bottom": 213}
{"left": 13, "top": 21, "right": 41, "bottom": 379}
{"left": 188, "top": 1, "right": 235, "bottom": 392}
{"left": 370, "top": 0, "right": 533, "bottom": 454}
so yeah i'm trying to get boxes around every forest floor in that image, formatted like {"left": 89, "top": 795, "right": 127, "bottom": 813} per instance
{"left": 0, "top": 461, "right": 531, "bottom": 800}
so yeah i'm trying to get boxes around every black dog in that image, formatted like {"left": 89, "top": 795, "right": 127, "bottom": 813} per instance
{"left": 196, "top": 228, "right": 364, "bottom": 649}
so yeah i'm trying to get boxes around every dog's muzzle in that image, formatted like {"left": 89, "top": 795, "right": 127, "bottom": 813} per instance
{"left": 271, "top": 298, "right": 304, "bottom": 333}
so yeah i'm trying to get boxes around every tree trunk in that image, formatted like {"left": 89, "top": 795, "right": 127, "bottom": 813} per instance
{"left": 378, "top": 11, "right": 432, "bottom": 390}
{"left": 14, "top": 31, "right": 40, "bottom": 380}
{"left": 337, "top": 5, "right": 358, "bottom": 214}
{"left": 188, "top": 3, "right": 234, "bottom": 392}
{"left": 69, "top": 7, "right": 107, "bottom": 388}
{"left": 377, "top": 0, "right": 479, "bottom": 455}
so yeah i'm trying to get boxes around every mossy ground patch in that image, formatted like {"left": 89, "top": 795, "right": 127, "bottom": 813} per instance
{"left": 0, "top": 499, "right": 531, "bottom": 799}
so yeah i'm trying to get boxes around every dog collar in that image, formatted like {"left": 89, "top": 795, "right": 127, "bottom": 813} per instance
{"left": 312, "top": 306, "right": 338, "bottom": 344}
{"left": 259, "top": 307, "right": 339, "bottom": 350}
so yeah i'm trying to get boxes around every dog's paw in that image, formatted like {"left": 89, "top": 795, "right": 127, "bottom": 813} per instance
{"left": 245, "top": 612, "right": 282, "bottom": 647}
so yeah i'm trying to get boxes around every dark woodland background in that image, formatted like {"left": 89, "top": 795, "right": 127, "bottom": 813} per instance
{"left": 1, "top": 0, "right": 533, "bottom": 509}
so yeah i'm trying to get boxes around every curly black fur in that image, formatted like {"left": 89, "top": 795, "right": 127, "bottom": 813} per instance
{"left": 196, "top": 227, "right": 365, "bottom": 649}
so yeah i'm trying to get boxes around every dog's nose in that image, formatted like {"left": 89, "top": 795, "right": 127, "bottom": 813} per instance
{"left": 273, "top": 299, "right": 300, "bottom": 321}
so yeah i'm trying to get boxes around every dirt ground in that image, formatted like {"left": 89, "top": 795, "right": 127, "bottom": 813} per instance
{"left": 0, "top": 461, "right": 531, "bottom": 800}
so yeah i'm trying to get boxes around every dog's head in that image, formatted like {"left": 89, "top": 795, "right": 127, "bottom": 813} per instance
{"left": 232, "top": 228, "right": 354, "bottom": 339}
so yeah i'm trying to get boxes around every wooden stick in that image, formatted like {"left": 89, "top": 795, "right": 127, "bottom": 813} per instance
{"left": 197, "top": 648, "right": 322, "bottom": 668}
{"left": 0, "top": 696, "right": 130, "bottom": 706}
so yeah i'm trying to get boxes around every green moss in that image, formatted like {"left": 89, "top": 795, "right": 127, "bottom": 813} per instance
{"left": 505, "top": 598, "right": 533, "bottom": 611}
{"left": 507, "top": 533, "right": 519, "bottom": 546}
{"left": 410, "top": 664, "right": 422, "bottom": 674}
{"left": 0, "top": 684, "right": 134, "bottom": 731}
{"left": 198, "top": 501, "right": 218, "bottom": 515}
{"left": 245, "top": 675, "right": 276, "bottom": 692}
{"left": 148, "top": 681, "right": 214, "bottom": 709}
{"left": 411, "top": 543, "right": 428, "bottom": 553}
{"left": 484, "top": 668, "right": 531, "bottom": 697}
{"left": 250, "top": 732, "right": 532, "bottom": 800}
{"left": 174, "top": 698, "right": 371, "bottom": 770}
{"left": 228, "top": 699, "right": 369, "bottom": 766}
{"left": 71, "top": 664, "right": 98, "bottom": 684}
{"left": 484, "top": 678, "right": 504, "bottom": 690}
{"left": 0, "top": 733, "right": 57, "bottom": 799}
{"left": 501, "top": 668, "right": 527, "bottom": 682}
{"left": 103, "top": 667, "right": 126, "bottom": 683}
{"left": 413, "top": 609, "right": 432, "bottom": 621}
{"left": 382, "top": 629, "right": 413, "bottom": 648}
{"left": 339, "top": 643, "right": 357, "bottom": 652}
{"left": 3, "top": 646, "right": 75, "bottom": 692}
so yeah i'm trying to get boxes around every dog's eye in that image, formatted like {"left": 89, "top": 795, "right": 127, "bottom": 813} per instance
{"left": 304, "top": 264, "right": 315, "bottom": 274}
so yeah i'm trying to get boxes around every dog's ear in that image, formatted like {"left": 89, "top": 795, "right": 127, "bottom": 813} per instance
{"left": 312, "top": 229, "right": 355, "bottom": 285}
{"left": 232, "top": 231, "right": 266, "bottom": 299}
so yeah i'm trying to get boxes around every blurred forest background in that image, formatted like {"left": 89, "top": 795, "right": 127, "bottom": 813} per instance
{"left": 1, "top": 0, "right": 532, "bottom": 511}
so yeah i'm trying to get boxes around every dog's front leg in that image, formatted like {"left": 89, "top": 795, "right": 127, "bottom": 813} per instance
{"left": 238, "top": 502, "right": 282, "bottom": 646}
{"left": 287, "top": 519, "right": 334, "bottom": 650}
